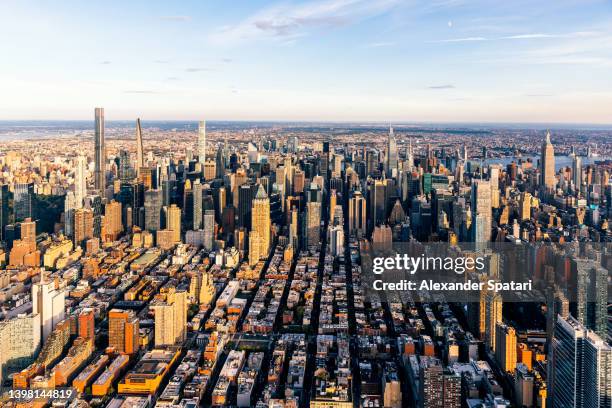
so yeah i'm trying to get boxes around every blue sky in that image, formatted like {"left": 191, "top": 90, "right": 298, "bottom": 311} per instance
{"left": 1, "top": 0, "right": 612, "bottom": 123}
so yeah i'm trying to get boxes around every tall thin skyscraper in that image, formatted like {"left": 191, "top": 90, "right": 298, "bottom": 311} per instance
{"left": 198, "top": 120, "right": 206, "bottom": 164}
{"left": 94, "top": 107, "right": 106, "bottom": 193}
{"left": 549, "top": 314, "right": 612, "bottom": 408}
{"left": 540, "top": 131, "right": 556, "bottom": 191}
{"left": 136, "top": 118, "right": 144, "bottom": 176}
{"left": 193, "top": 179, "right": 203, "bottom": 230}
{"left": 471, "top": 179, "right": 492, "bottom": 245}
{"left": 572, "top": 155, "right": 582, "bottom": 192}
{"left": 249, "top": 184, "right": 271, "bottom": 262}
{"left": 75, "top": 155, "right": 87, "bottom": 209}
{"left": 386, "top": 126, "right": 398, "bottom": 177}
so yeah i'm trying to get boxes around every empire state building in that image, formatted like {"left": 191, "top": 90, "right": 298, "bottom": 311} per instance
{"left": 540, "top": 131, "right": 556, "bottom": 191}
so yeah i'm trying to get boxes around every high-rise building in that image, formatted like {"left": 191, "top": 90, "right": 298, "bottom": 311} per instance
{"left": 550, "top": 314, "right": 611, "bottom": 408}
{"left": 419, "top": 357, "right": 461, "bottom": 408}
{"left": 519, "top": 192, "right": 532, "bottom": 221}
{"left": 321, "top": 141, "right": 330, "bottom": 182}
{"left": 102, "top": 200, "right": 122, "bottom": 242}
{"left": 203, "top": 209, "right": 215, "bottom": 251}
{"left": 471, "top": 179, "right": 492, "bottom": 244}
{"left": 193, "top": 179, "right": 203, "bottom": 230}
{"left": 238, "top": 184, "right": 254, "bottom": 229}
{"left": 198, "top": 120, "right": 206, "bottom": 164}
{"left": 540, "top": 131, "right": 556, "bottom": 191}
{"left": 0, "top": 313, "right": 41, "bottom": 385}
{"left": 386, "top": 126, "right": 398, "bottom": 177}
{"left": 78, "top": 308, "right": 95, "bottom": 341}
{"left": 144, "top": 189, "right": 163, "bottom": 232}
{"left": 151, "top": 287, "right": 187, "bottom": 346}
{"left": 572, "top": 155, "right": 582, "bottom": 192}
{"left": 74, "top": 208, "right": 94, "bottom": 246}
{"left": 94, "top": 107, "right": 106, "bottom": 193}
{"left": 75, "top": 155, "right": 87, "bottom": 209}
{"left": 0, "top": 184, "right": 9, "bottom": 240}
{"left": 495, "top": 322, "right": 517, "bottom": 372}
{"left": 485, "top": 291, "right": 503, "bottom": 351}
{"left": 14, "top": 182, "right": 33, "bottom": 222}
{"left": 136, "top": 118, "right": 144, "bottom": 176}
{"left": 166, "top": 204, "right": 181, "bottom": 244}
{"left": 349, "top": 190, "right": 367, "bottom": 238}
{"left": 304, "top": 201, "right": 321, "bottom": 248}
{"left": 249, "top": 184, "right": 270, "bottom": 261}
{"left": 108, "top": 309, "right": 139, "bottom": 355}
{"left": 32, "top": 270, "right": 66, "bottom": 342}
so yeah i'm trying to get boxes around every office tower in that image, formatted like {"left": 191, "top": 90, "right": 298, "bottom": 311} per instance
{"left": 327, "top": 224, "right": 344, "bottom": 257}
{"left": 369, "top": 180, "right": 387, "bottom": 234}
{"left": 167, "top": 204, "right": 181, "bottom": 243}
{"left": 550, "top": 315, "right": 607, "bottom": 408}
{"left": 250, "top": 184, "right": 270, "bottom": 257}
{"left": 192, "top": 179, "right": 203, "bottom": 230}
{"left": 78, "top": 308, "right": 95, "bottom": 341}
{"left": 386, "top": 126, "right": 398, "bottom": 177}
{"left": 349, "top": 190, "right": 367, "bottom": 238}
{"left": 204, "top": 160, "right": 216, "bottom": 180}
{"left": 573, "top": 155, "right": 582, "bottom": 192}
{"left": 85, "top": 194, "right": 103, "bottom": 238}
{"left": 419, "top": 357, "right": 461, "bottom": 408}
{"left": 304, "top": 201, "right": 321, "bottom": 248}
{"left": 574, "top": 258, "right": 608, "bottom": 338}
{"left": 238, "top": 184, "right": 254, "bottom": 229}
{"left": 292, "top": 170, "right": 305, "bottom": 195}
{"left": 0, "top": 184, "right": 9, "bottom": 240}
{"left": 471, "top": 179, "right": 492, "bottom": 244}
{"left": 108, "top": 309, "right": 139, "bottom": 355}
{"left": 144, "top": 189, "right": 163, "bottom": 232}
{"left": 406, "top": 138, "right": 414, "bottom": 169}
{"left": 32, "top": 270, "right": 66, "bottom": 342}
{"left": 329, "top": 189, "right": 337, "bottom": 222}
{"left": 102, "top": 200, "right": 122, "bottom": 242}
{"left": 203, "top": 209, "right": 215, "bottom": 251}
{"left": 198, "top": 120, "right": 206, "bottom": 164}
{"left": 495, "top": 322, "right": 517, "bottom": 372}
{"left": 74, "top": 208, "right": 94, "bottom": 246}
{"left": 14, "top": 182, "right": 33, "bottom": 221}
{"left": 514, "top": 364, "right": 534, "bottom": 408}
{"left": 136, "top": 118, "right": 144, "bottom": 175}
{"left": 215, "top": 147, "right": 225, "bottom": 178}
{"left": 94, "top": 107, "right": 106, "bottom": 193}
{"left": 519, "top": 191, "right": 532, "bottom": 221}
{"left": 583, "top": 330, "right": 612, "bottom": 408}
{"left": 489, "top": 165, "right": 501, "bottom": 208}
{"left": 485, "top": 291, "right": 502, "bottom": 351}
{"left": 75, "top": 155, "right": 87, "bottom": 209}
{"left": 151, "top": 288, "right": 187, "bottom": 346}
{"left": 0, "top": 313, "right": 41, "bottom": 384}
{"left": 321, "top": 141, "right": 330, "bottom": 181}
{"left": 540, "top": 131, "right": 556, "bottom": 191}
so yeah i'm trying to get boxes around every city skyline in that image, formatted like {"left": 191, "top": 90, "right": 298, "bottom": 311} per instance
{"left": 2, "top": 0, "right": 612, "bottom": 122}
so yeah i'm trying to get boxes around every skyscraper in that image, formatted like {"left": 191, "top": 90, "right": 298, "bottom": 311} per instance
{"left": 540, "top": 131, "right": 556, "bottom": 191}
{"left": 386, "top": 126, "right": 398, "bottom": 177}
{"left": 203, "top": 209, "right": 215, "bottom": 250}
{"left": 144, "top": 189, "right": 163, "bottom": 232}
{"left": 198, "top": 120, "right": 206, "bottom": 164}
{"left": 108, "top": 309, "right": 139, "bottom": 355}
{"left": 136, "top": 118, "right": 144, "bottom": 176}
{"left": 32, "top": 270, "right": 66, "bottom": 342}
{"left": 193, "top": 179, "right": 203, "bottom": 230}
{"left": 167, "top": 204, "right": 182, "bottom": 243}
{"left": 0, "top": 185, "right": 9, "bottom": 241}
{"left": 471, "top": 179, "right": 492, "bottom": 245}
{"left": 151, "top": 287, "right": 187, "bottom": 346}
{"left": 75, "top": 155, "right": 87, "bottom": 209}
{"left": 74, "top": 208, "right": 94, "bottom": 247}
{"left": 14, "top": 182, "right": 33, "bottom": 222}
{"left": 249, "top": 184, "right": 270, "bottom": 261}
{"left": 573, "top": 154, "right": 582, "bottom": 192}
{"left": 349, "top": 190, "right": 367, "bottom": 238}
{"left": 495, "top": 322, "right": 517, "bottom": 373}
{"left": 102, "top": 200, "right": 122, "bottom": 242}
{"left": 94, "top": 107, "right": 106, "bottom": 193}
{"left": 78, "top": 308, "right": 95, "bottom": 341}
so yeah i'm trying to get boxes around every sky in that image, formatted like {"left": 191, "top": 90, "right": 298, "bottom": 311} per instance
{"left": 1, "top": 0, "right": 612, "bottom": 123}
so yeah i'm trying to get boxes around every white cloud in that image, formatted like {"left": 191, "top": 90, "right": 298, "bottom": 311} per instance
{"left": 208, "top": 0, "right": 401, "bottom": 45}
